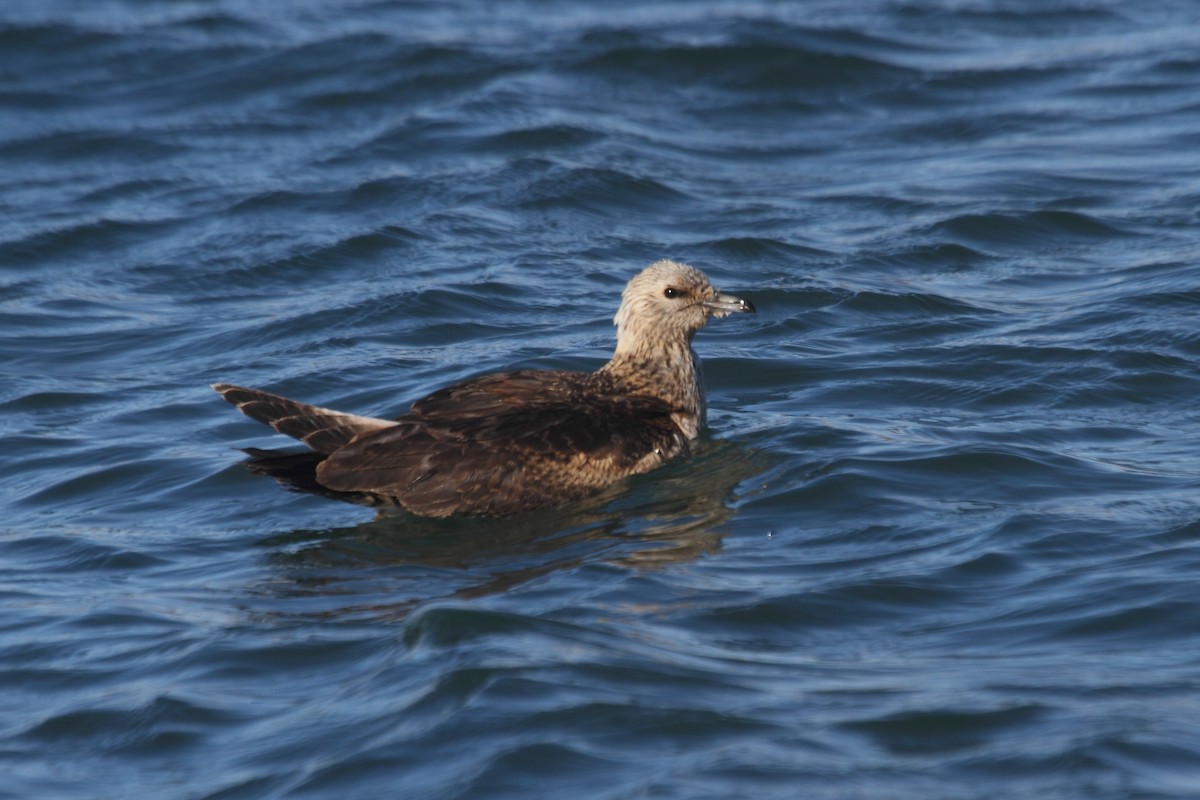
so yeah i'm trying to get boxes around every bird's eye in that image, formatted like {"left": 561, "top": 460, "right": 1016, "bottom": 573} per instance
{"left": 663, "top": 287, "right": 680, "bottom": 299}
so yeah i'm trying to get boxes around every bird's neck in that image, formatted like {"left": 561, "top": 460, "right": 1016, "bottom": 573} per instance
{"left": 599, "top": 332, "right": 707, "bottom": 436}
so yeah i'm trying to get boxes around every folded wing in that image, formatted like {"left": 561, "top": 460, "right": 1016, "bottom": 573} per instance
{"left": 315, "top": 371, "right": 687, "bottom": 516}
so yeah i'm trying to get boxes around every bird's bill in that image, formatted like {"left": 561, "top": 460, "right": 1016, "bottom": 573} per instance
{"left": 704, "top": 292, "right": 756, "bottom": 317}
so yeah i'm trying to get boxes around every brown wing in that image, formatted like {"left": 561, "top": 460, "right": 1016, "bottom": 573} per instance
{"left": 315, "top": 371, "right": 687, "bottom": 517}
{"left": 406, "top": 370, "right": 590, "bottom": 421}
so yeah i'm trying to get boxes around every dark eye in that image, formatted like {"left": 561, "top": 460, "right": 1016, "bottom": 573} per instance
{"left": 663, "top": 287, "right": 680, "bottom": 299}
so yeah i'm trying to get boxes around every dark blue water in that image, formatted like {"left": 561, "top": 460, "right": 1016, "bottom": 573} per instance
{"left": 3, "top": 1, "right": 1200, "bottom": 797}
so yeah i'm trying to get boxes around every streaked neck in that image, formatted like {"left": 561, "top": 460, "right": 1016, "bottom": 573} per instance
{"left": 599, "top": 333, "right": 706, "bottom": 430}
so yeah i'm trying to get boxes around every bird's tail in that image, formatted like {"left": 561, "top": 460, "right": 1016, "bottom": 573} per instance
{"left": 235, "top": 447, "right": 387, "bottom": 506}
{"left": 239, "top": 447, "right": 329, "bottom": 494}
{"left": 212, "top": 383, "right": 395, "bottom": 454}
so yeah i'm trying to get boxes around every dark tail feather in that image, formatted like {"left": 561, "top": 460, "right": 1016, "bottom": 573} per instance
{"left": 213, "top": 383, "right": 394, "bottom": 454}
{"left": 240, "top": 448, "right": 381, "bottom": 505}
{"left": 241, "top": 448, "right": 327, "bottom": 493}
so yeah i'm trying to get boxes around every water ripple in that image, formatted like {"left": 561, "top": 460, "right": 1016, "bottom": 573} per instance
{"left": 3, "top": 0, "right": 1200, "bottom": 797}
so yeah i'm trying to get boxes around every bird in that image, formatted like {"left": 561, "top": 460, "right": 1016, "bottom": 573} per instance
{"left": 213, "top": 259, "right": 755, "bottom": 517}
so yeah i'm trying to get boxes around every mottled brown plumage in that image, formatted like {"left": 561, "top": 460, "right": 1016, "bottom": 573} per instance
{"left": 214, "top": 259, "right": 755, "bottom": 517}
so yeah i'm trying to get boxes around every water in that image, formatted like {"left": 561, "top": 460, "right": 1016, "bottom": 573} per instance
{"left": 3, "top": 0, "right": 1200, "bottom": 797}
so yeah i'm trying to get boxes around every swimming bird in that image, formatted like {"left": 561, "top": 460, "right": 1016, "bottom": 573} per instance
{"left": 213, "top": 259, "right": 755, "bottom": 517}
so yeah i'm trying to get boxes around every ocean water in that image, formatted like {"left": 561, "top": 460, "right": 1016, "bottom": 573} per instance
{"left": 3, "top": 0, "right": 1200, "bottom": 797}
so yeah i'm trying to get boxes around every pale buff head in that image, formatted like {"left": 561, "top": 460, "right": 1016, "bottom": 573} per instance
{"left": 612, "top": 260, "right": 754, "bottom": 354}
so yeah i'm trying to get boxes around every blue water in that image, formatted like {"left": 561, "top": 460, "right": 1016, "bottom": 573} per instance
{"left": 3, "top": 1, "right": 1200, "bottom": 797}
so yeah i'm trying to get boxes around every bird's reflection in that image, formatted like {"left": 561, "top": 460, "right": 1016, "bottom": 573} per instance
{"left": 248, "top": 439, "right": 769, "bottom": 620}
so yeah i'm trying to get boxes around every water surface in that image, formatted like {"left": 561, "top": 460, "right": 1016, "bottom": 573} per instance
{"left": 2, "top": 1, "right": 1200, "bottom": 797}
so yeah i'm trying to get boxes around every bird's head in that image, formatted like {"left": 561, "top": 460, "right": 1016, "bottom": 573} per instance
{"left": 612, "top": 259, "right": 755, "bottom": 352}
